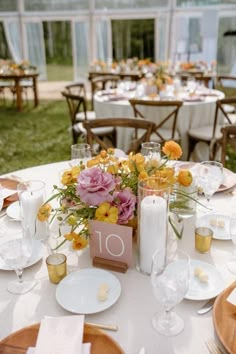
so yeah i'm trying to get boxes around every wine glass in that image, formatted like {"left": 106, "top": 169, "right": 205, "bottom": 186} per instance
{"left": 150, "top": 248, "right": 190, "bottom": 336}
{"left": 198, "top": 161, "right": 223, "bottom": 208}
{"left": 70, "top": 143, "right": 92, "bottom": 167}
{"left": 227, "top": 213, "right": 236, "bottom": 274}
{"left": 0, "top": 226, "right": 36, "bottom": 294}
{"left": 141, "top": 142, "right": 161, "bottom": 164}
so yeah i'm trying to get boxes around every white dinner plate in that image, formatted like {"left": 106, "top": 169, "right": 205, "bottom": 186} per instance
{"left": 0, "top": 239, "right": 43, "bottom": 271}
{"left": 185, "top": 260, "right": 225, "bottom": 301}
{"left": 6, "top": 201, "right": 21, "bottom": 220}
{"left": 196, "top": 214, "right": 231, "bottom": 240}
{"left": 56, "top": 268, "right": 121, "bottom": 314}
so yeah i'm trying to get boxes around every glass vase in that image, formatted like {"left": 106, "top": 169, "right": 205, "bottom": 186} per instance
{"left": 137, "top": 177, "right": 171, "bottom": 275}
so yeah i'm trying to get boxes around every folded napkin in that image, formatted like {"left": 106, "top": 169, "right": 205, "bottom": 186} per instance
{"left": 31, "top": 315, "right": 90, "bottom": 354}
{"left": 2, "top": 187, "right": 17, "bottom": 199}
{"left": 27, "top": 343, "right": 91, "bottom": 354}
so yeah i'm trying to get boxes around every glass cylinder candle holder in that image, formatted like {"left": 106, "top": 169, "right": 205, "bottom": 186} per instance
{"left": 137, "top": 177, "right": 171, "bottom": 275}
{"left": 17, "top": 180, "right": 49, "bottom": 241}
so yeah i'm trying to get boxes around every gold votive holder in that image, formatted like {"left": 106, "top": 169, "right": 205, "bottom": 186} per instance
{"left": 195, "top": 227, "right": 213, "bottom": 253}
{"left": 46, "top": 253, "right": 67, "bottom": 284}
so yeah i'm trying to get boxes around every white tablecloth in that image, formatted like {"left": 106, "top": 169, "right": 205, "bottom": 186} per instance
{"left": 0, "top": 161, "right": 236, "bottom": 354}
{"left": 94, "top": 89, "right": 225, "bottom": 160}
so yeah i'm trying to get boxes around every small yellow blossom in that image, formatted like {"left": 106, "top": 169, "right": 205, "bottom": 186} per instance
{"left": 162, "top": 141, "right": 182, "bottom": 160}
{"left": 95, "top": 202, "right": 118, "bottom": 224}
{"left": 64, "top": 231, "right": 77, "bottom": 241}
{"left": 37, "top": 203, "right": 52, "bottom": 221}
{"left": 138, "top": 170, "right": 149, "bottom": 180}
{"left": 67, "top": 215, "right": 78, "bottom": 226}
{"left": 61, "top": 170, "right": 73, "bottom": 185}
{"left": 177, "top": 169, "right": 193, "bottom": 187}
{"left": 72, "top": 235, "right": 88, "bottom": 250}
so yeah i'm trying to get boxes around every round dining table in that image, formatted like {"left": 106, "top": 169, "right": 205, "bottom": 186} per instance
{"left": 0, "top": 160, "right": 236, "bottom": 354}
{"left": 94, "top": 87, "right": 225, "bottom": 160}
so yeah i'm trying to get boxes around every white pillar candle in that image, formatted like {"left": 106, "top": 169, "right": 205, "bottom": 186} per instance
{"left": 19, "top": 182, "right": 49, "bottom": 240}
{"left": 139, "top": 195, "right": 167, "bottom": 274}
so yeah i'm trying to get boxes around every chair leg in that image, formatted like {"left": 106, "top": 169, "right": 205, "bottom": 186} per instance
{"left": 187, "top": 136, "right": 197, "bottom": 161}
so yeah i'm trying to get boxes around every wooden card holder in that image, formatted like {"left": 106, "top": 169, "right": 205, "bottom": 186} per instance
{"left": 93, "top": 256, "right": 128, "bottom": 273}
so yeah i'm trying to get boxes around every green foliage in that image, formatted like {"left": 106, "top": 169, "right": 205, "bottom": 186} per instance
{"left": 0, "top": 100, "right": 72, "bottom": 174}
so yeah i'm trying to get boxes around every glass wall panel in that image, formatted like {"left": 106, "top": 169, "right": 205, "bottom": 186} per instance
{"left": 24, "top": 0, "right": 88, "bottom": 11}
{"left": 217, "top": 17, "right": 236, "bottom": 75}
{"left": 157, "top": 17, "right": 167, "bottom": 61}
{"left": 112, "top": 19, "right": 154, "bottom": 61}
{"left": 0, "top": 0, "right": 17, "bottom": 12}
{"left": 95, "top": 0, "right": 167, "bottom": 9}
{"left": 177, "top": 0, "right": 234, "bottom": 6}
{"left": 43, "top": 21, "right": 73, "bottom": 80}
{"left": 96, "top": 20, "right": 109, "bottom": 61}
{"left": 75, "top": 21, "right": 89, "bottom": 79}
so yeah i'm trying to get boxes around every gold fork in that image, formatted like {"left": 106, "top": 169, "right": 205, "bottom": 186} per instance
{"left": 206, "top": 338, "right": 224, "bottom": 354}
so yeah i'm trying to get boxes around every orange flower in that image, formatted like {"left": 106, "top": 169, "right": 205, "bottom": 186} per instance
{"left": 72, "top": 235, "right": 88, "bottom": 250}
{"left": 37, "top": 203, "right": 52, "bottom": 221}
{"left": 177, "top": 169, "right": 193, "bottom": 187}
{"left": 162, "top": 141, "right": 182, "bottom": 160}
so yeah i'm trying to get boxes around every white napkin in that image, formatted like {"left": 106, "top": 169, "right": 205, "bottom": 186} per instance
{"left": 1, "top": 187, "right": 17, "bottom": 199}
{"left": 32, "top": 315, "right": 88, "bottom": 354}
{"left": 27, "top": 344, "right": 91, "bottom": 354}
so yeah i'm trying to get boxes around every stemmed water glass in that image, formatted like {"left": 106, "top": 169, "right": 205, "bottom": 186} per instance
{"left": 227, "top": 213, "right": 236, "bottom": 274}
{"left": 0, "top": 226, "right": 36, "bottom": 294}
{"left": 70, "top": 143, "right": 92, "bottom": 167}
{"left": 198, "top": 161, "right": 223, "bottom": 209}
{"left": 150, "top": 248, "right": 190, "bottom": 336}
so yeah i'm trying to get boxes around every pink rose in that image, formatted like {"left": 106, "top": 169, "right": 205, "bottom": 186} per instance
{"left": 114, "top": 189, "right": 136, "bottom": 224}
{"left": 77, "top": 167, "right": 115, "bottom": 206}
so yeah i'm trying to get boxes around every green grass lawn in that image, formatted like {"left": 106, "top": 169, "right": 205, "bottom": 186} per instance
{"left": 0, "top": 99, "right": 72, "bottom": 175}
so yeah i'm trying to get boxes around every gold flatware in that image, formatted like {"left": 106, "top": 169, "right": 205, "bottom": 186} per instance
{"left": 85, "top": 321, "right": 118, "bottom": 331}
{"left": 206, "top": 338, "right": 224, "bottom": 354}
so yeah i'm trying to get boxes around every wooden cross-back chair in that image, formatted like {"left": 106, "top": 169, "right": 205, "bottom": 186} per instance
{"left": 187, "top": 97, "right": 236, "bottom": 160}
{"left": 83, "top": 117, "right": 155, "bottom": 154}
{"left": 129, "top": 98, "right": 183, "bottom": 144}
{"left": 220, "top": 125, "right": 236, "bottom": 167}
{"left": 62, "top": 88, "right": 114, "bottom": 144}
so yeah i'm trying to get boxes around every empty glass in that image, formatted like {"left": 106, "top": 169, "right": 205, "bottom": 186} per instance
{"left": 71, "top": 143, "right": 92, "bottom": 166}
{"left": 0, "top": 227, "right": 36, "bottom": 294}
{"left": 227, "top": 213, "right": 236, "bottom": 274}
{"left": 151, "top": 248, "right": 190, "bottom": 336}
{"left": 141, "top": 142, "right": 161, "bottom": 165}
{"left": 198, "top": 161, "right": 223, "bottom": 208}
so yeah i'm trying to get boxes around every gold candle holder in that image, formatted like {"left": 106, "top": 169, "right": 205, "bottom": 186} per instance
{"left": 195, "top": 227, "right": 213, "bottom": 253}
{"left": 46, "top": 253, "right": 67, "bottom": 284}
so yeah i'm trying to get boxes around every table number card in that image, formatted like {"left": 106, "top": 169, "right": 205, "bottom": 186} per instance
{"left": 89, "top": 220, "right": 133, "bottom": 269}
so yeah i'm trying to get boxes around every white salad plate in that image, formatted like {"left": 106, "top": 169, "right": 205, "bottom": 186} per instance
{"left": 196, "top": 214, "right": 231, "bottom": 240}
{"left": 56, "top": 268, "right": 121, "bottom": 314}
{"left": 185, "top": 260, "right": 225, "bottom": 301}
{"left": 0, "top": 239, "right": 43, "bottom": 271}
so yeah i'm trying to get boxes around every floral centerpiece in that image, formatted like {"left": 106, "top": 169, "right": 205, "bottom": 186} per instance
{"left": 38, "top": 141, "right": 197, "bottom": 251}
{"left": 154, "top": 62, "right": 173, "bottom": 90}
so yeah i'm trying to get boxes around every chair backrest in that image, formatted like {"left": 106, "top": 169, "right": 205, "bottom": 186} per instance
{"left": 90, "top": 75, "right": 120, "bottom": 108}
{"left": 83, "top": 117, "right": 155, "bottom": 154}
{"left": 212, "top": 97, "right": 236, "bottom": 137}
{"left": 61, "top": 90, "right": 88, "bottom": 126}
{"left": 220, "top": 125, "right": 236, "bottom": 167}
{"left": 129, "top": 98, "right": 183, "bottom": 143}
{"left": 64, "top": 82, "right": 87, "bottom": 97}
{"left": 215, "top": 75, "right": 236, "bottom": 90}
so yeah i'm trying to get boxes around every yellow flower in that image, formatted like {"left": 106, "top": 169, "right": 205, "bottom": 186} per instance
{"left": 61, "top": 170, "right": 73, "bottom": 185}
{"left": 71, "top": 166, "right": 81, "bottom": 181}
{"left": 64, "top": 231, "right": 77, "bottom": 241}
{"left": 138, "top": 170, "right": 149, "bottom": 180}
{"left": 177, "top": 169, "right": 193, "bottom": 187}
{"left": 72, "top": 235, "right": 88, "bottom": 250}
{"left": 95, "top": 202, "right": 118, "bottom": 224}
{"left": 87, "top": 157, "right": 100, "bottom": 168}
{"left": 37, "top": 203, "right": 52, "bottom": 221}
{"left": 128, "top": 153, "right": 145, "bottom": 172}
{"left": 155, "top": 167, "right": 176, "bottom": 185}
{"left": 67, "top": 215, "right": 78, "bottom": 226}
{"left": 162, "top": 141, "right": 182, "bottom": 160}
{"left": 107, "top": 164, "right": 119, "bottom": 174}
